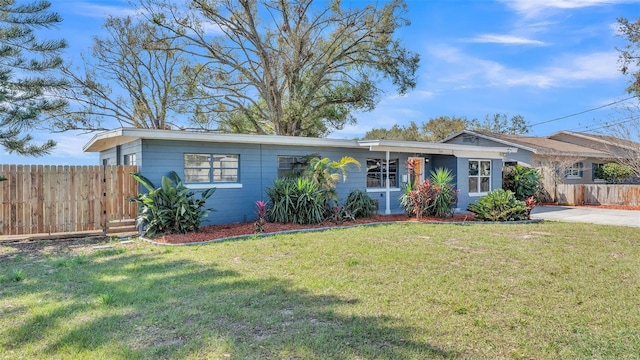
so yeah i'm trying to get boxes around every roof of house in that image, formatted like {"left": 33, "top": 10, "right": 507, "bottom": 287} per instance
{"left": 549, "top": 131, "right": 640, "bottom": 152}
{"left": 83, "top": 128, "right": 516, "bottom": 159}
{"left": 441, "top": 130, "right": 612, "bottom": 158}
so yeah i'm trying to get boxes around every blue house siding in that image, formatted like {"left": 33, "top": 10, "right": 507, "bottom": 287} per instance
{"left": 454, "top": 158, "right": 503, "bottom": 211}
{"left": 134, "top": 139, "right": 468, "bottom": 224}
{"left": 99, "top": 140, "right": 142, "bottom": 166}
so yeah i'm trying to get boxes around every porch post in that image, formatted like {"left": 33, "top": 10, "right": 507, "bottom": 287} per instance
{"left": 385, "top": 150, "right": 391, "bottom": 214}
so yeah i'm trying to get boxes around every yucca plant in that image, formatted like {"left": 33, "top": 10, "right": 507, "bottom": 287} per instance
{"left": 344, "top": 189, "right": 377, "bottom": 218}
{"left": 266, "top": 177, "right": 327, "bottom": 224}
{"left": 129, "top": 171, "right": 215, "bottom": 237}
{"left": 430, "top": 167, "right": 457, "bottom": 217}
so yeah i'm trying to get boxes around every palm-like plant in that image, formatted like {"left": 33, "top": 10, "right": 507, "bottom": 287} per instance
{"left": 304, "top": 156, "right": 361, "bottom": 203}
{"left": 430, "top": 167, "right": 457, "bottom": 217}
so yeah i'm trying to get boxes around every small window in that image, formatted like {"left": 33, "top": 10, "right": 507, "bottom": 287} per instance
{"left": 469, "top": 160, "right": 491, "bottom": 194}
{"left": 593, "top": 163, "right": 606, "bottom": 182}
{"left": 123, "top": 154, "right": 137, "bottom": 166}
{"left": 184, "top": 153, "right": 239, "bottom": 183}
{"left": 565, "top": 162, "right": 583, "bottom": 179}
{"left": 277, "top": 155, "right": 316, "bottom": 178}
{"left": 367, "top": 158, "right": 398, "bottom": 188}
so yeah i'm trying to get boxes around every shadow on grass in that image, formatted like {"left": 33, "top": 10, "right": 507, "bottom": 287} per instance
{"left": 1, "top": 249, "right": 455, "bottom": 359}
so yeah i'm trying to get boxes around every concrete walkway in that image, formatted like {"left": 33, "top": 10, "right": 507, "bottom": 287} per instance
{"left": 530, "top": 206, "right": 640, "bottom": 228}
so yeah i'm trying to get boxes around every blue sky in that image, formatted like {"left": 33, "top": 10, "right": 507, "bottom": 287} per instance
{"left": 1, "top": 0, "right": 639, "bottom": 165}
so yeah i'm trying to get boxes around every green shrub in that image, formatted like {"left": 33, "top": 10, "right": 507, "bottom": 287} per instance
{"left": 502, "top": 165, "right": 542, "bottom": 200}
{"left": 467, "top": 189, "right": 529, "bottom": 221}
{"left": 399, "top": 168, "right": 457, "bottom": 218}
{"left": 129, "top": 171, "right": 215, "bottom": 238}
{"left": 595, "top": 163, "right": 634, "bottom": 184}
{"left": 344, "top": 189, "right": 377, "bottom": 218}
{"left": 430, "top": 167, "right": 457, "bottom": 217}
{"left": 266, "top": 177, "right": 327, "bottom": 224}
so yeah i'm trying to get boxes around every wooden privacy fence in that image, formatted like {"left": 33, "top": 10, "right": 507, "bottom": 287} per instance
{"left": 556, "top": 184, "right": 640, "bottom": 206}
{"left": 0, "top": 165, "right": 138, "bottom": 236}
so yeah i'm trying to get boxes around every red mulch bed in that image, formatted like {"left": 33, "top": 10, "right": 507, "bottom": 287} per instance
{"left": 154, "top": 213, "right": 476, "bottom": 244}
{"left": 150, "top": 204, "right": 640, "bottom": 244}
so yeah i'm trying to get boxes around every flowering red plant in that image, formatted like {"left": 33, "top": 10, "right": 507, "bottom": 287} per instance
{"left": 255, "top": 200, "right": 267, "bottom": 233}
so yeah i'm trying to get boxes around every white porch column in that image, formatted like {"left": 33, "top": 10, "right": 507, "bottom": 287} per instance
{"left": 385, "top": 150, "right": 391, "bottom": 214}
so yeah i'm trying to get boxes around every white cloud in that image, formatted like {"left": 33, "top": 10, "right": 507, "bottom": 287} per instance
{"left": 546, "top": 51, "right": 620, "bottom": 82}
{"left": 500, "top": 0, "right": 640, "bottom": 17}
{"left": 425, "top": 45, "right": 621, "bottom": 90}
{"left": 67, "top": 2, "right": 140, "bottom": 18}
{"left": 470, "top": 34, "right": 547, "bottom": 46}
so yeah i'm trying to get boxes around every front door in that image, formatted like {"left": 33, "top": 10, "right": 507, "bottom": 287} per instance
{"left": 408, "top": 157, "right": 425, "bottom": 187}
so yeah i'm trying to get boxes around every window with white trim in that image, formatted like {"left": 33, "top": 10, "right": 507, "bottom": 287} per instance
{"left": 123, "top": 154, "right": 136, "bottom": 166}
{"left": 367, "top": 158, "right": 398, "bottom": 188}
{"left": 469, "top": 160, "right": 491, "bottom": 194}
{"left": 277, "top": 155, "right": 317, "bottom": 178}
{"left": 565, "top": 162, "right": 583, "bottom": 179}
{"left": 184, "top": 153, "right": 239, "bottom": 183}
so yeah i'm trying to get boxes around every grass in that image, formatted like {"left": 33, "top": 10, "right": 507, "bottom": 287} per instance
{"left": 1, "top": 222, "right": 640, "bottom": 359}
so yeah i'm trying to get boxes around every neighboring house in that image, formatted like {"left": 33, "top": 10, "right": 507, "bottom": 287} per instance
{"left": 84, "top": 128, "right": 515, "bottom": 225}
{"left": 441, "top": 130, "right": 638, "bottom": 201}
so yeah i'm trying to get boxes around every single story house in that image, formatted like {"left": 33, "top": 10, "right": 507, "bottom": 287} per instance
{"left": 84, "top": 128, "right": 516, "bottom": 225}
{"left": 441, "top": 130, "right": 639, "bottom": 201}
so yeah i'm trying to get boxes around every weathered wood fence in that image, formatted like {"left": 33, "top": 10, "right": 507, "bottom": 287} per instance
{"left": 0, "top": 165, "right": 138, "bottom": 236}
{"left": 556, "top": 184, "right": 640, "bottom": 206}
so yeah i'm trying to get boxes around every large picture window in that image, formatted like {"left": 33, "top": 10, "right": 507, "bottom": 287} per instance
{"left": 184, "top": 153, "right": 239, "bottom": 183}
{"left": 469, "top": 160, "right": 491, "bottom": 194}
{"left": 367, "top": 158, "right": 398, "bottom": 188}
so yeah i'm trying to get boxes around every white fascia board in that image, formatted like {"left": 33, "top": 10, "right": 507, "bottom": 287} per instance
{"left": 84, "top": 128, "right": 361, "bottom": 152}
{"left": 358, "top": 139, "right": 516, "bottom": 157}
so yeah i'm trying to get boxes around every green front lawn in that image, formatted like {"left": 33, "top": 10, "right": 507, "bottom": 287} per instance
{"left": 1, "top": 222, "right": 639, "bottom": 359}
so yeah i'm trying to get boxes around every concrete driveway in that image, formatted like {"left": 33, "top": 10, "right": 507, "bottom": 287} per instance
{"left": 530, "top": 206, "right": 640, "bottom": 228}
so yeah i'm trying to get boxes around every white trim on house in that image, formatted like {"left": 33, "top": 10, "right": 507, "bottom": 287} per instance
{"left": 440, "top": 130, "right": 540, "bottom": 153}
{"left": 84, "top": 128, "right": 362, "bottom": 153}
{"left": 84, "top": 128, "right": 516, "bottom": 159}
{"left": 356, "top": 139, "right": 515, "bottom": 158}
{"left": 186, "top": 183, "right": 243, "bottom": 190}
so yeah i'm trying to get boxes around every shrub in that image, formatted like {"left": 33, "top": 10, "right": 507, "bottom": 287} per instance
{"left": 266, "top": 177, "right": 327, "bottom": 224}
{"left": 430, "top": 167, "right": 458, "bottom": 217}
{"left": 595, "top": 163, "right": 634, "bottom": 184}
{"left": 129, "top": 171, "right": 215, "bottom": 238}
{"left": 254, "top": 200, "right": 267, "bottom": 233}
{"left": 502, "top": 165, "right": 542, "bottom": 200}
{"left": 303, "top": 156, "right": 360, "bottom": 205}
{"left": 399, "top": 168, "right": 458, "bottom": 218}
{"left": 467, "top": 189, "right": 529, "bottom": 221}
{"left": 344, "top": 189, "right": 377, "bottom": 219}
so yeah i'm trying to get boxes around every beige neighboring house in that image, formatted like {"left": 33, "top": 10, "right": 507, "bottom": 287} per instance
{"left": 441, "top": 130, "right": 638, "bottom": 202}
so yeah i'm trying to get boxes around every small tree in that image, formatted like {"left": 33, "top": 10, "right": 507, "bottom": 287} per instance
{"left": 502, "top": 165, "right": 543, "bottom": 200}
{"left": 303, "top": 156, "right": 360, "bottom": 204}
